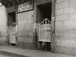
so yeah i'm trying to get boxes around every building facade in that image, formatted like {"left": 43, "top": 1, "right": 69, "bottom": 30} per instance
{"left": 0, "top": 0, "right": 76, "bottom": 56}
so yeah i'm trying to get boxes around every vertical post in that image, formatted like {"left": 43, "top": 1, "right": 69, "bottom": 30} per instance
{"left": 33, "top": 0, "right": 38, "bottom": 49}
{"left": 51, "top": 0, "right": 56, "bottom": 52}
{"left": 15, "top": 5, "right": 18, "bottom": 46}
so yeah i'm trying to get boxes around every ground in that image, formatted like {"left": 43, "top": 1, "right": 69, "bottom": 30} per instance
{"left": 0, "top": 46, "right": 75, "bottom": 57}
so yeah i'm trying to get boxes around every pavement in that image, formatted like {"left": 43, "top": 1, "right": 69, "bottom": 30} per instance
{"left": 0, "top": 46, "right": 75, "bottom": 57}
{"left": 0, "top": 54, "right": 10, "bottom": 57}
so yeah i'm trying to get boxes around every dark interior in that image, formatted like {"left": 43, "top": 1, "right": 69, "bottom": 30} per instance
{"left": 11, "top": 43, "right": 16, "bottom": 46}
{"left": 37, "top": 2, "right": 52, "bottom": 23}
{"left": 39, "top": 42, "right": 51, "bottom": 51}
{"left": 8, "top": 12, "right": 16, "bottom": 26}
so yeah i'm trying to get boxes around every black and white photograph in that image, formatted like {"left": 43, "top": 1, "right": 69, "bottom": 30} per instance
{"left": 0, "top": 0, "right": 75, "bottom": 57}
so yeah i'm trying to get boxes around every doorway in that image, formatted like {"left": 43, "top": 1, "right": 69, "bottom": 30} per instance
{"left": 36, "top": 2, "right": 52, "bottom": 51}
{"left": 36, "top": 2, "right": 51, "bottom": 23}
{"left": 8, "top": 12, "right": 16, "bottom": 46}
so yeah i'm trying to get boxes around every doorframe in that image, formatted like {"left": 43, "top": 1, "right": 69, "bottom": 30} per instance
{"left": 7, "top": 7, "right": 18, "bottom": 46}
{"left": 34, "top": 0, "right": 56, "bottom": 51}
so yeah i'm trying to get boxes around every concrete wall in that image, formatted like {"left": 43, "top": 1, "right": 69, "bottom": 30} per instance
{"left": 55, "top": 0, "right": 76, "bottom": 56}
{"left": 17, "top": 11, "right": 34, "bottom": 49}
{"left": 0, "top": 6, "right": 8, "bottom": 45}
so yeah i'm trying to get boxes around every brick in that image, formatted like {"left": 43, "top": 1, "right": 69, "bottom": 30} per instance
{"left": 74, "top": 6, "right": 76, "bottom": 12}
{"left": 64, "top": 7, "right": 74, "bottom": 14}
{"left": 56, "top": 9, "right": 64, "bottom": 15}
{"left": 69, "top": 13, "right": 76, "bottom": 20}
{"left": 56, "top": 14, "right": 68, "bottom": 21}
{"left": 55, "top": 21, "right": 64, "bottom": 30}
{"left": 74, "top": 20, "right": 76, "bottom": 28}
{"left": 56, "top": 39, "right": 76, "bottom": 47}
{"left": 56, "top": 0, "right": 63, "bottom": 3}
{"left": 56, "top": 3, "right": 59, "bottom": 9}
{"left": 69, "top": 0, "right": 76, "bottom": 1}
{"left": 56, "top": 0, "right": 68, "bottom": 3}
{"left": 69, "top": 0, "right": 76, "bottom": 6}
{"left": 64, "top": 20, "right": 75, "bottom": 29}
{"left": 63, "top": 2, "right": 69, "bottom": 8}
{"left": 64, "top": 0, "right": 69, "bottom": 1}
{"left": 58, "top": 2, "right": 68, "bottom": 9}
{"left": 58, "top": 2, "right": 63, "bottom": 8}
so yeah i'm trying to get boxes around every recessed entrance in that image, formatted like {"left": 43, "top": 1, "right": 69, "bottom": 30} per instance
{"left": 8, "top": 12, "right": 16, "bottom": 26}
{"left": 37, "top": 2, "right": 51, "bottom": 23}
{"left": 36, "top": 3, "right": 52, "bottom": 51}
{"left": 8, "top": 12, "right": 16, "bottom": 46}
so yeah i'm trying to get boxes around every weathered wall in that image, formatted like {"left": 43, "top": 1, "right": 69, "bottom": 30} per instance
{"left": 17, "top": 11, "right": 34, "bottom": 49}
{"left": 55, "top": 0, "right": 76, "bottom": 56}
{"left": 0, "top": 6, "right": 8, "bottom": 45}
{"left": 17, "top": 0, "right": 52, "bottom": 49}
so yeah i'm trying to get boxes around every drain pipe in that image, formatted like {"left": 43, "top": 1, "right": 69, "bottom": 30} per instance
{"left": 51, "top": 0, "right": 56, "bottom": 52}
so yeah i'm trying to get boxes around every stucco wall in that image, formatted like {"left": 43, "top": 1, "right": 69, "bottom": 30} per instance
{"left": 17, "top": 11, "right": 34, "bottom": 49}
{"left": 55, "top": 0, "right": 76, "bottom": 56}
{"left": 0, "top": 6, "right": 8, "bottom": 45}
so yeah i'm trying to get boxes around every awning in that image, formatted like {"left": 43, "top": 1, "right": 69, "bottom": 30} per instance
{"left": 0, "top": 0, "right": 31, "bottom": 7}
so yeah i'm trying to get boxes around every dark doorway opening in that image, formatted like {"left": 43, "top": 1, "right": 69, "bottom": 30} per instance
{"left": 36, "top": 3, "right": 52, "bottom": 51}
{"left": 11, "top": 43, "right": 16, "bottom": 46}
{"left": 36, "top": 2, "right": 52, "bottom": 23}
{"left": 8, "top": 12, "right": 16, "bottom": 26}
{"left": 8, "top": 12, "right": 16, "bottom": 46}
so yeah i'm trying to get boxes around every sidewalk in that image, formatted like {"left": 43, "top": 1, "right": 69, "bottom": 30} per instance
{"left": 0, "top": 46, "right": 75, "bottom": 57}
{"left": 0, "top": 54, "right": 10, "bottom": 57}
